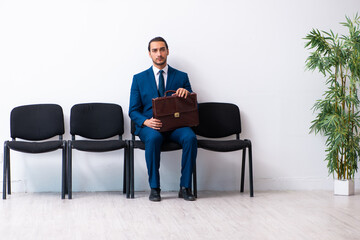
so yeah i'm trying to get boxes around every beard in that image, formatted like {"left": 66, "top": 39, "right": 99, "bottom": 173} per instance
{"left": 153, "top": 57, "right": 167, "bottom": 67}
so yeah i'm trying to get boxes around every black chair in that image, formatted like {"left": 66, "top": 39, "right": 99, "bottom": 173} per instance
{"left": 67, "top": 103, "right": 129, "bottom": 199}
{"left": 129, "top": 121, "right": 197, "bottom": 198}
{"left": 193, "top": 102, "right": 254, "bottom": 197}
{"left": 3, "top": 104, "right": 67, "bottom": 199}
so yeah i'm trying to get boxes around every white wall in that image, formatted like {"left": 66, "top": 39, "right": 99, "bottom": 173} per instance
{"left": 1, "top": 0, "right": 360, "bottom": 193}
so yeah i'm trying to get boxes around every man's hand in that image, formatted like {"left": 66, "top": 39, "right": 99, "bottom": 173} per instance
{"left": 143, "top": 118, "right": 162, "bottom": 130}
{"left": 174, "top": 88, "right": 189, "bottom": 98}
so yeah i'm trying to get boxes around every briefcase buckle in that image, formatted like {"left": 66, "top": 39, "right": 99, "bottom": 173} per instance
{"left": 174, "top": 112, "right": 180, "bottom": 118}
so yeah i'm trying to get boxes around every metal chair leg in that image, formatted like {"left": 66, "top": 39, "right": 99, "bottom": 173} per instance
{"left": 130, "top": 141, "right": 134, "bottom": 199}
{"left": 247, "top": 140, "right": 254, "bottom": 197}
{"left": 193, "top": 160, "right": 197, "bottom": 198}
{"left": 64, "top": 144, "right": 68, "bottom": 195}
{"left": 67, "top": 141, "right": 73, "bottom": 199}
{"left": 123, "top": 145, "right": 127, "bottom": 195}
{"left": 61, "top": 142, "right": 66, "bottom": 199}
{"left": 240, "top": 148, "right": 246, "bottom": 193}
{"left": 3, "top": 142, "right": 7, "bottom": 200}
{"left": 7, "top": 147, "right": 11, "bottom": 195}
{"left": 126, "top": 142, "right": 130, "bottom": 198}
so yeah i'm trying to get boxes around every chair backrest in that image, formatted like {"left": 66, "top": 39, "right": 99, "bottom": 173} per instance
{"left": 193, "top": 102, "right": 241, "bottom": 138}
{"left": 10, "top": 104, "right": 65, "bottom": 141}
{"left": 70, "top": 103, "right": 124, "bottom": 139}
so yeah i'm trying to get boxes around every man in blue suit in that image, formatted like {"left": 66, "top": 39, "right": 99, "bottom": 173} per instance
{"left": 129, "top": 37, "right": 197, "bottom": 201}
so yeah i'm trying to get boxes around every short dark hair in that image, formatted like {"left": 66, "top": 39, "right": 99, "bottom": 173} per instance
{"left": 148, "top": 37, "right": 168, "bottom": 51}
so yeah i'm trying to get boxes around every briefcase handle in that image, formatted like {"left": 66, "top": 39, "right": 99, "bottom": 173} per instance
{"left": 164, "top": 90, "right": 176, "bottom": 97}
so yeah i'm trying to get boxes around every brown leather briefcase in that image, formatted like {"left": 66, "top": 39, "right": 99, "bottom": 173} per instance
{"left": 152, "top": 90, "right": 199, "bottom": 132}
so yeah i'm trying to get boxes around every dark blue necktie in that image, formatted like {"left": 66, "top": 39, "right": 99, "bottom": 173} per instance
{"left": 158, "top": 70, "right": 165, "bottom": 97}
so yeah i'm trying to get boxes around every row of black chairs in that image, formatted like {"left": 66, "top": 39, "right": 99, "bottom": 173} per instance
{"left": 3, "top": 102, "right": 253, "bottom": 200}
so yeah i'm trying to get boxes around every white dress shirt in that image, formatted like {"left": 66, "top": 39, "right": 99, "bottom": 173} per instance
{"left": 152, "top": 65, "right": 168, "bottom": 90}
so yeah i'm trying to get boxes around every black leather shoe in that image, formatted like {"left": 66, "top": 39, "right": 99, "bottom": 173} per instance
{"left": 149, "top": 188, "right": 161, "bottom": 202}
{"left": 178, "top": 187, "right": 196, "bottom": 201}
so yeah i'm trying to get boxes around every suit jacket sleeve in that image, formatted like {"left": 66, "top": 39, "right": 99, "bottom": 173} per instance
{"left": 129, "top": 75, "right": 148, "bottom": 127}
{"left": 184, "top": 73, "right": 192, "bottom": 93}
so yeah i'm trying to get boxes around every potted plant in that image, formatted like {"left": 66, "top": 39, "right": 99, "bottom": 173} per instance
{"left": 304, "top": 14, "right": 360, "bottom": 195}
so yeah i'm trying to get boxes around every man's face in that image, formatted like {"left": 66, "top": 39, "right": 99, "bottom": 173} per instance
{"left": 149, "top": 41, "right": 169, "bottom": 68}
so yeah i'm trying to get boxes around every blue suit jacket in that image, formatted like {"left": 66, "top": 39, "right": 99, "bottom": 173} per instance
{"left": 129, "top": 65, "right": 193, "bottom": 135}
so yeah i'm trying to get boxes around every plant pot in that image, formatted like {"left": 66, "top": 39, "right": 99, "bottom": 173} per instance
{"left": 334, "top": 179, "right": 355, "bottom": 196}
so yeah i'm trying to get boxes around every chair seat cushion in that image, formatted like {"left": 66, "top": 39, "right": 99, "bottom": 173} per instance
{"left": 7, "top": 140, "right": 64, "bottom": 153}
{"left": 197, "top": 139, "right": 249, "bottom": 152}
{"left": 133, "top": 140, "right": 182, "bottom": 152}
{"left": 72, "top": 140, "right": 126, "bottom": 152}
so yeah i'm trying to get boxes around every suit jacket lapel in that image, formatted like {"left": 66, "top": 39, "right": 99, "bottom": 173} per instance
{"left": 166, "top": 65, "right": 175, "bottom": 93}
{"left": 147, "top": 66, "right": 160, "bottom": 97}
